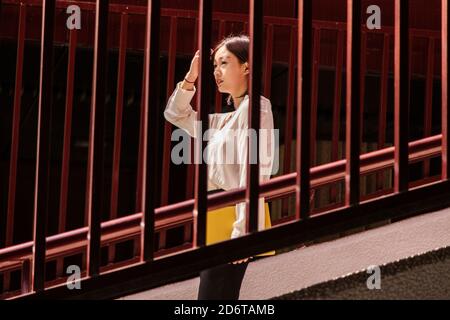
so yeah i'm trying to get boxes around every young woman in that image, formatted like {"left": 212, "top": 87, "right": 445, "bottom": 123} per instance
{"left": 164, "top": 34, "right": 276, "bottom": 300}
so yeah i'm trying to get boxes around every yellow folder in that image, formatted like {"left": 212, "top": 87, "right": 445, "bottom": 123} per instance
{"left": 206, "top": 202, "right": 276, "bottom": 257}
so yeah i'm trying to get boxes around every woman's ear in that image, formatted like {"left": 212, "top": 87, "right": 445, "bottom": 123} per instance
{"left": 243, "top": 62, "right": 249, "bottom": 75}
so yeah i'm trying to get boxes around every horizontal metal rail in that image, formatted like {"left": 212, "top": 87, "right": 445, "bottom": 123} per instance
{"left": 0, "top": 134, "right": 442, "bottom": 268}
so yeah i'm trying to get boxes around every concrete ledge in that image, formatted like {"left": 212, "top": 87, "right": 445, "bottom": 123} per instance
{"left": 272, "top": 245, "right": 450, "bottom": 299}
{"left": 118, "top": 206, "right": 450, "bottom": 300}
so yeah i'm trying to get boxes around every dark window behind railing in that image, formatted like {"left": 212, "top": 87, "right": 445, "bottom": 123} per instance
{"left": 0, "top": 0, "right": 449, "bottom": 299}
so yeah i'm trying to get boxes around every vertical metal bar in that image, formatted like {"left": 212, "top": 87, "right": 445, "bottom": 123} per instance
{"left": 86, "top": 0, "right": 109, "bottom": 277}
{"left": 110, "top": 12, "right": 128, "bottom": 223}
{"left": 281, "top": 26, "right": 297, "bottom": 217}
{"left": 296, "top": 0, "right": 312, "bottom": 220}
{"left": 215, "top": 20, "right": 225, "bottom": 113}
{"left": 32, "top": 0, "right": 55, "bottom": 292}
{"left": 6, "top": 2, "right": 26, "bottom": 248}
{"left": 58, "top": 30, "right": 77, "bottom": 235}
{"left": 108, "top": 12, "right": 128, "bottom": 264}
{"left": 185, "top": 148, "right": 195, "bottom": 199}
{"left": 184, "top": 223, "right": 192, "bottom": 243}
{"left": 443, "top": 0, "right": 449, "bottom": 180}
{"left": 394, "top": 0, "right": 410, "bottom": 193}
{"left": 330, "top": 30, "right": 344, "bottom": 202}
{"left": 193, "top": 0, "right": 212, "bottom": 247}
{"left": 56, "top": 28, "right": 78, "bottom": 278}
{"left": 263, "top": 24, "right": 273, "bottom": 98}
{"left": 310, "top": 28, "right": 321, "bottom": 166}
{"left": 141, "top": 0, "right": 161, "bottom": 262}
{"left": 376, "top": 33, "right": 390, "bottom": 190}
{"left": 135, "top": 88, "right": 146, "bottom": 212}
{"left": 423, "top": 38, "right": 435, "bottom": 177}
{"left": 135, "top": 75, "right": 146, "bottom": 211}
{"left": 246, "top": 0, "right": 264, "bottom": 233}
{"left": 359, "top": 31, "right": 367, "bottom": 146}
{"left": 186, "top": 18, "right": 199, "bottom": 201}
{"left": 161, "top": 17, "right": 178, "bottom": 207}
{"left": 135, "top": 19, "right": 148, "bottom": 213}
{"left": 345, "top": 0, "right": 361, "bottom": 206}
{"left": 21, "top": 259, "right": 31, "bottom": 294}
{"left": 158, "top": 230, "right": 166, "bottom": 250}
{"left": 133, "top": 237, "right": 140, "bottom": 257}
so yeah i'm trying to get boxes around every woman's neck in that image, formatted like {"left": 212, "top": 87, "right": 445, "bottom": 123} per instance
{"left": 232, "top": 89, "right": 248, "bottom": 110}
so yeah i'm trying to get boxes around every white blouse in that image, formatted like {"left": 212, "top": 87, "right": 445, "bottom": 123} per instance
{"left": 164, "top": 81, "right": 276, "bottom": 239}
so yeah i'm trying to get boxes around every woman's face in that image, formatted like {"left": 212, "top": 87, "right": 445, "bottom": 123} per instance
{"left": 213, "top": 46, "right": 249, "bottom": 95}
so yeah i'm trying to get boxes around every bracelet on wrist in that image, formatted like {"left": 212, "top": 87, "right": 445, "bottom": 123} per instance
{"left": 184, "top": 77, "right": 196, "bottom": 84}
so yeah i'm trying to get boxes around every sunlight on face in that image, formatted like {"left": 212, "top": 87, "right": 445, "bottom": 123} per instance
{"left": 213, "top": 46, "right": 248, "bottom": 95}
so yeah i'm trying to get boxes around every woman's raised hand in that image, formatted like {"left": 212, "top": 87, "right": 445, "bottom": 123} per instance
{"left": 185, "top": 50, "right": 200, "bottom": 82}
{"left": 185, "top": 49, "right": 214, "bottom": 82}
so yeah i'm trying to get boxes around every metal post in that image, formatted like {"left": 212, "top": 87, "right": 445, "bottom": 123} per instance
{"left": 296, "top": 0, "right": 312, "bottom": 220}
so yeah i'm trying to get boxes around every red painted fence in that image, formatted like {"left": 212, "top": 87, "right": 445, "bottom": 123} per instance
{"left": 0, "top": 0, "right": 448, "bottom": 299}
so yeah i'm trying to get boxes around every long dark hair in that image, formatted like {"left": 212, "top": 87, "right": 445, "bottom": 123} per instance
{"left": 211, "top": 34, "right": 249, "bottom": 106}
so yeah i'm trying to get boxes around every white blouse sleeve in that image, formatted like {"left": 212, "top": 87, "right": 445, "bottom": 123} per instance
{"left": 164, "top": 81, "right": 221, "bottom": 138}
{"left": 231, "top": 98, "right": 275, "bottom": 239}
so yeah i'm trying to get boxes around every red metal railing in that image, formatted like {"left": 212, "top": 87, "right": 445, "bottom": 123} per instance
{"left": 0, "top": 0, "right": 448, "bottom": 299}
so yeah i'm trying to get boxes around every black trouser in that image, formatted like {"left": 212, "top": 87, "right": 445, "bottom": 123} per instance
{"left": 197, "top": 261, "right": 249, "bottom": 300}
{"left": 198, "top": 188, "right": 249, "bottom": 300}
